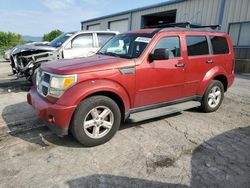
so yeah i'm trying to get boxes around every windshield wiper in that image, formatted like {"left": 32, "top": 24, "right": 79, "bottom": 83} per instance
{"left": 96, "top": 52, "right": 105, "bottom": 55}
{"left": 97, "top": 52, "right": 132, "bottom": 59}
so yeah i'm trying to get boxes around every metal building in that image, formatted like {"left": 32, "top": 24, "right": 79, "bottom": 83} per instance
{"left": 81, "top": 0, "right": 250, "bottom": 73}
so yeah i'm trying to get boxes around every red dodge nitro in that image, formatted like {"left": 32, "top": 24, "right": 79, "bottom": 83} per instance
{"left": 27, "top": 25, "right": 235, "bottom": 146}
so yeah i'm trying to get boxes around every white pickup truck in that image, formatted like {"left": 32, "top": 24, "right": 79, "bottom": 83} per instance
{"left": 10, "top": 30, "right": 119, "bottom": 82}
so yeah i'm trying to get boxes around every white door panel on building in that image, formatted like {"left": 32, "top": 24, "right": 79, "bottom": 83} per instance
{"left": 109, "top": 19, "right": 129, "bottom": 33}
{"left": 87, "top": 24, "right": 101, "bottom": 31}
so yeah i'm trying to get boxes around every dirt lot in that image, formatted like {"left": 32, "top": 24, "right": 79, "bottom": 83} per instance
{"left": 0, "top": 62, "right": 249, "bottom": 188}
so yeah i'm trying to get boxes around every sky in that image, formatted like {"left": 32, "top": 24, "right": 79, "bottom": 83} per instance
{"left": 0, "top": 0, "right": 169, "bottom": 36}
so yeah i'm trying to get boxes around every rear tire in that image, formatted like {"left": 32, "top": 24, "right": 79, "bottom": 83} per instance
{"left": 71, "top": 96, "right": 121, "bottom": 147}
{"left": 200, "top": 80, "right": 224, "bottom": 113}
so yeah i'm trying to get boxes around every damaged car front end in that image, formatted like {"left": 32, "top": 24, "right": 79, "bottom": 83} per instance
{"left": 10, "top": 31, "right": 118, "bottom": 82}
{"left": 10, "top": 32, "right": 74, "bottom": 82}
{"left": 11, "top": 44, "right": 59, "bottom": 81}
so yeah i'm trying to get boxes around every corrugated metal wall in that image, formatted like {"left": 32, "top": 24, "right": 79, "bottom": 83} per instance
{"left": 81, "top": 0, "right": 250, "bottom": 59}
{"left": 82, "top": 0, "right": 223, "bottom": 31}
{"left": 82, "top": 13, "right": 130, "bottom": 31}
{"left": 82, "top": 0, "right": 250, "bottom": 32}
{"left": 222, "top": 0, "right": 250, "bottom": 59}
{"left": 131, "top": 0, "right": 221, "bottom": 30}
{"left": 222, "top": 0, "right": 250, "bottom": 31}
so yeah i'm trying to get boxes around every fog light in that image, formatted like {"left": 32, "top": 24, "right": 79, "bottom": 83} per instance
{"left": 48, "top": 115, "right": 55, "bottom": 124}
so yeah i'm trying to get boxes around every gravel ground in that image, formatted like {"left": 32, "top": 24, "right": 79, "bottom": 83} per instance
{"left": 0, "top": 62, "right": 249, "bottom": 188}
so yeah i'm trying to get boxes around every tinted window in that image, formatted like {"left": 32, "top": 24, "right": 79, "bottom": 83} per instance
{"left": 71, "top": 34, "right": 93, "bottom": 48}
{"left": 187, "top": 36, "right": 209, "bottom": 56}
{"left": 210, "top": 36, "right": 229, "bottom": 54}
{"left": 97, "top": 33, "right": 116, "bottom": 47}
{"left": 154, "top": 37, "right": 181, "bottom": 58}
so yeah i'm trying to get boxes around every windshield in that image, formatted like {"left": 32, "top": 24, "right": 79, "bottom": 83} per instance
{"left": 49, "top": 32, "right": 75, "bottom": 48}
{"left": 98, "top": 33, "right": 153, "bottom": 59}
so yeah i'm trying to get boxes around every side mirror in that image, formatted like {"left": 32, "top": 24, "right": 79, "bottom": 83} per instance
{"left": 149, "top": 48, "right": 169, "bottom": 62}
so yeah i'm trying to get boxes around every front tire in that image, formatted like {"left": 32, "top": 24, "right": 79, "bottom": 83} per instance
{"left": 71, "top": 96, "right": 121, "bottom": 147}
{"left": 200, "top": 80, "right": 224, "bottom": 113}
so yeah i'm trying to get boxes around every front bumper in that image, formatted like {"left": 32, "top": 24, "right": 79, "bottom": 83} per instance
{"left": 27, "top": 87, "right": 76, "bottom": 136}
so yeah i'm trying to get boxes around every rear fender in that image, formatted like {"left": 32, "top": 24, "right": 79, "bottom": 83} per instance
{"left": 197, "top": 66, "right": 228, "bottom": 96}
{"left": 56, "top": 79, "right": 131, "bottom": 112}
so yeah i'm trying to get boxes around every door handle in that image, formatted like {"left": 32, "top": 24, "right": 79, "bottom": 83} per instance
{"left": 206, "top": 59, "right": 214, "bottom": 64}
{"left": 175, "top": 63, "right": 186, "bottom": 67}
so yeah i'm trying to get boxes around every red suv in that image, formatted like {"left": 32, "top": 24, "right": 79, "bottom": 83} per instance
{"left": 27, "top": 24, "right": 235, "bottom": 146}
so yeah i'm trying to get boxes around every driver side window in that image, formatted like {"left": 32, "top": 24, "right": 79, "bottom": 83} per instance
{"left": 154, "top": 36, "right": 181, "bottom": 59}
{"left": 71, "top": 34, "right": 93, "bottom": 48}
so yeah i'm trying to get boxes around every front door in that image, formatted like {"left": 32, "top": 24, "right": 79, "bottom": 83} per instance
{"left": 134, "top": 35, "right": 185, "bottom": 107}
{"left": 63, "top": 33, "right": 97, "bottom": 59}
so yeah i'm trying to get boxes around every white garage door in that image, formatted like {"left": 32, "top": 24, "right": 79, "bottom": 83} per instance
{"left": 109, "top": 19, "right": 129, "bottom": 33}
{"left": 87, "top": 24, "right": 101, "bottom": 31}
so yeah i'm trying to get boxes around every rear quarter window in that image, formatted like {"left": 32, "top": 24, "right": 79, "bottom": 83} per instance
{"left": 187, "top": 36, "right": 209, "bottom": 56}
{"left": 210, "top": 36, "right": 229, "bottom": 54}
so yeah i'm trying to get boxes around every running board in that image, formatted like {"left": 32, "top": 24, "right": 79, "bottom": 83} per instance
{"left": 127, "top": 101, "right": 201, "bottom": 123}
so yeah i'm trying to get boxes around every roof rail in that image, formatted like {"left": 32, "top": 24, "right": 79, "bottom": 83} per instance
{"left": 150, "top": 22, "right": 221, "bottom": 35}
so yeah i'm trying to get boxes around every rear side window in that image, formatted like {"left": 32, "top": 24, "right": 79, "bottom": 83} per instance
{"left": 97, "top": 33, "right": 116, "bottom": 47}
{"left": 187, "top": 36, "right": 209, "bottom": 56}
{"left": 154, "top": 36, "right": 181, "bottom": 58}
{"left": 210, "top": 36, "right": 229, "bottom": 54}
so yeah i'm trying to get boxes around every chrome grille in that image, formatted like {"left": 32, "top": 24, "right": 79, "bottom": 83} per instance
{"left": 42, "top": 86, "right": 49, "bottom": 96}
{"left": 36, "top": 69, "right": 51, "bottom": 97}
{"left": 43, "top": 73, "right": 51, "bottom": 83}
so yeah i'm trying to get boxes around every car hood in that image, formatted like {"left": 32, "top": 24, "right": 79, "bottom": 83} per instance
{"left": 41, "top": 55, "right": 135, "bottom": 75}
{"left": 11, "top": 43, "right": 56, "bottom": 55}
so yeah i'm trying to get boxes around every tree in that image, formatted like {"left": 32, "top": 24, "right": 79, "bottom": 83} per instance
{"left": 0, "top": 31, "right": 24, "bottom": 49}
{"left": 0, "top": 31, "right": 25, "bottom": 59}
{"left": 43, "top": 30, "right": 63, "bottom": 42}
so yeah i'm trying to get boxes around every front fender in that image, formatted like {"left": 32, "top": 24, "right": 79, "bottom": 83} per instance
{"left": 197, "top": 66, "right": 228, "bottom": 96}
{"left": 56, "top": 79, "right": 131, "bottom": 112}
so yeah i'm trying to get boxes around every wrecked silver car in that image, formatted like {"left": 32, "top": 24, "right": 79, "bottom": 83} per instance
{"left": 10, "top": 31, "right": 118, "bottom": 82}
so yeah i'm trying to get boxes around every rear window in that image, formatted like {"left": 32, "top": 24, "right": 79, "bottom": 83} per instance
{"left": 210, "top": 36, "right": 229, "bottom": 54}
{"left": 187, "top": 36, "right": 209, "bottom": 56}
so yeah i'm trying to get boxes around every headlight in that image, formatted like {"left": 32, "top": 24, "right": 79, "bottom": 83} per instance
{"left": 49, "top": 74, "right": 77, "bottom": 97}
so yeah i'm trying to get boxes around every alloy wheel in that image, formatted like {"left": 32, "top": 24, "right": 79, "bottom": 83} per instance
{"left": 83, "top": 106, "right": 114, "bottom": 139}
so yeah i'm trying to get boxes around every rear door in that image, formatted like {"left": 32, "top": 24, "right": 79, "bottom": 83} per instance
{"left": 183, "top": 35, "right": 214, "bottom": 97}
{"left": 209, "top": 35, "right": 231, "bottom": 74}
{"left": 63, "top": 33, "right": 96, "bottom": 59}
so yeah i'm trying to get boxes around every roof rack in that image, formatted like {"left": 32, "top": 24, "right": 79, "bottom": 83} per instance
{"left": 150, "top": 22, "right": 221, "bottom": 34}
